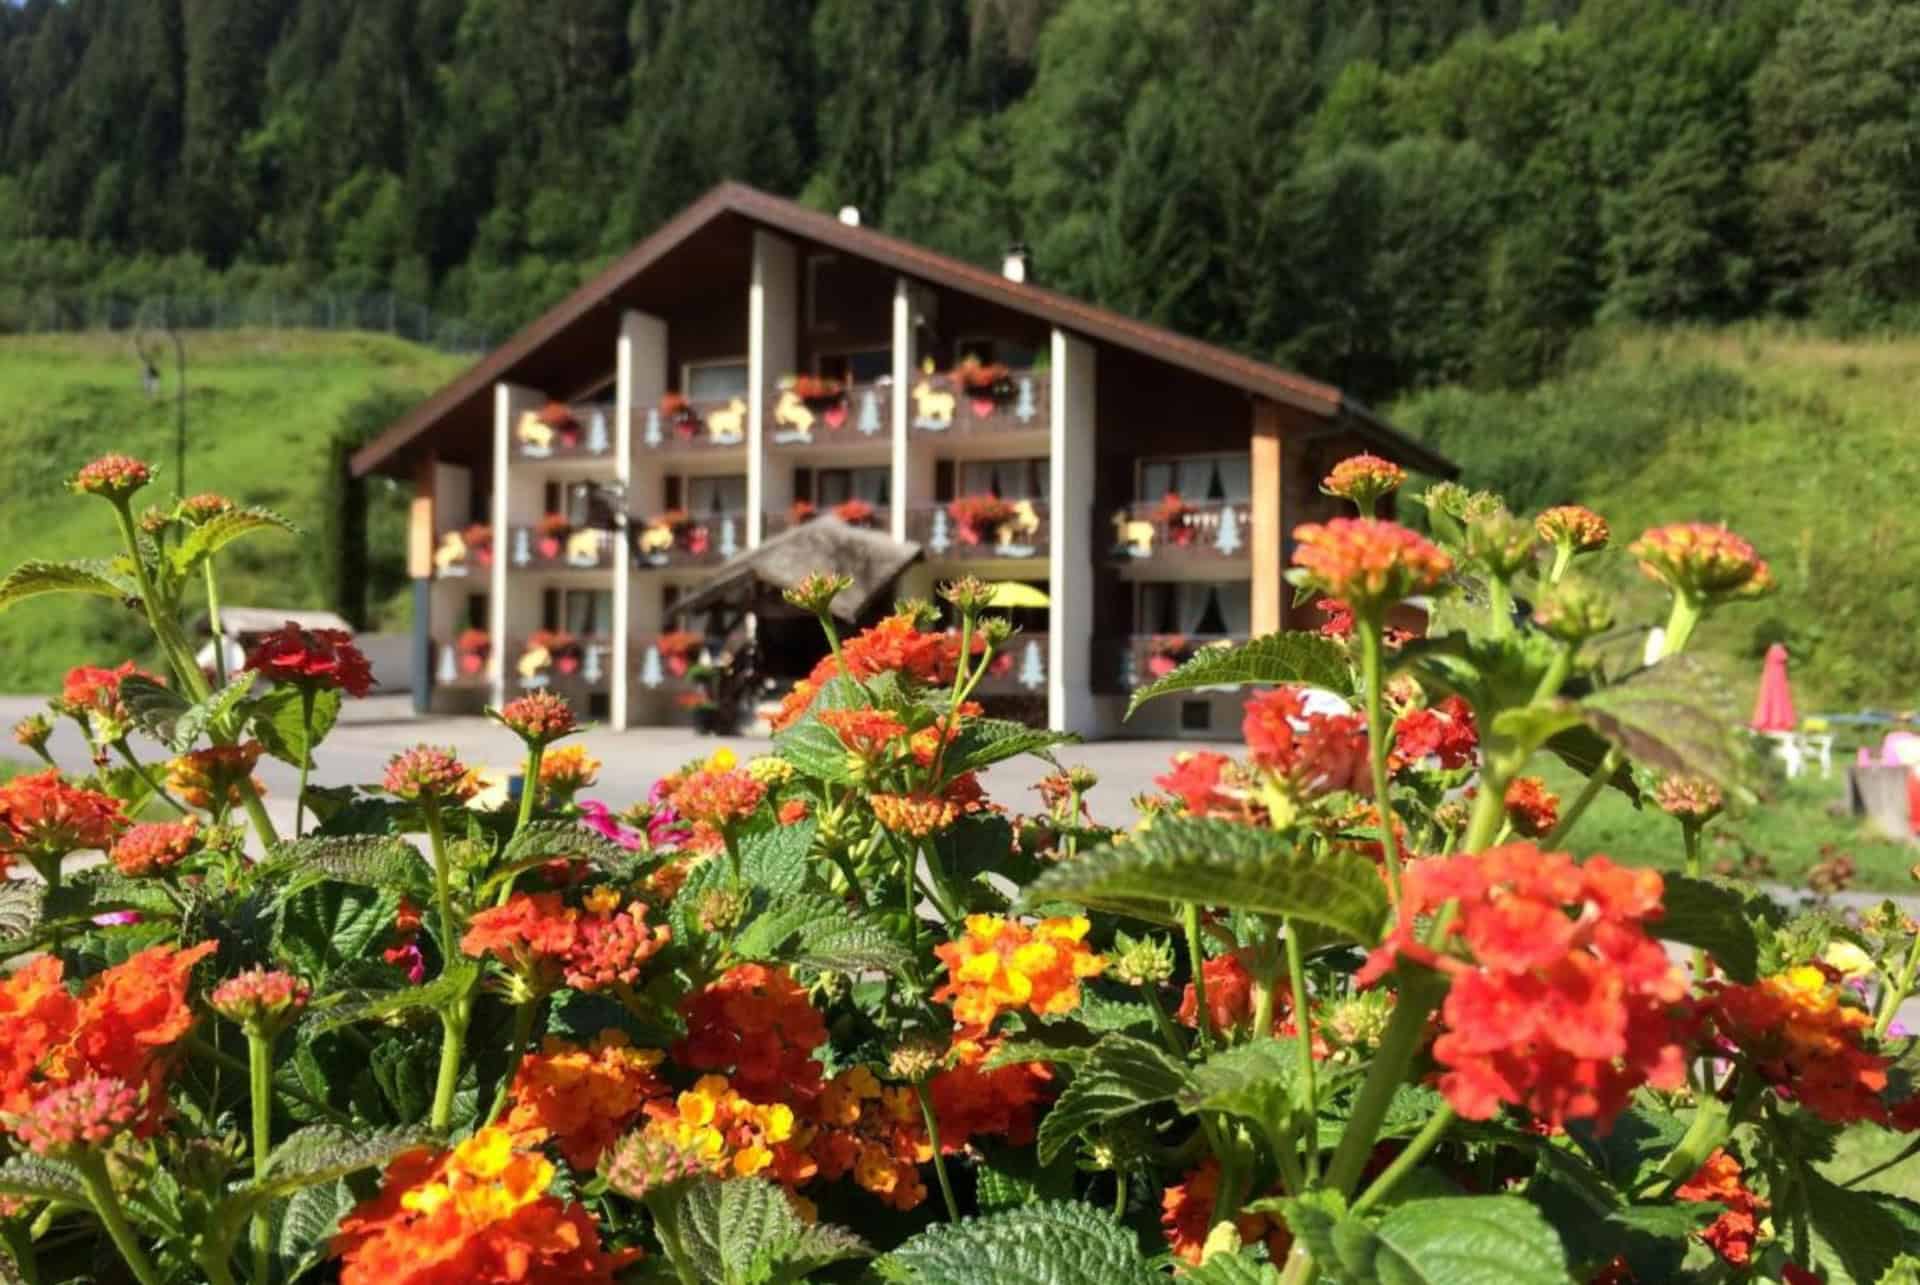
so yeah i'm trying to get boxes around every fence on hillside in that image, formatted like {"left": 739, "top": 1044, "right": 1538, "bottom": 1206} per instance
{"left": 0, "top": 290, "right": 507, "bottom": 354}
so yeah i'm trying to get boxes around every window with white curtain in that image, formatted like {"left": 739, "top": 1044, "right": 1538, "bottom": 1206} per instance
{"left": 1138, "top": 582, "right": 1253, "bottom": 637}
{"left": 686, "top": 475, "right": 747, "bottom": 516}
{"left": 684, "top": 360, "right": 749, "bottom": 402}
{"left": 1138, "top": 454, "right": 1252, "bottom": 503}
{"left": 563, "top": 589, "right": 614, "bottom": 637}
{"left": 959, "top": 457, "right": 1048, "bottom": 498}
{"left": 816, "top": 467, "right": 891, "bottom": 505}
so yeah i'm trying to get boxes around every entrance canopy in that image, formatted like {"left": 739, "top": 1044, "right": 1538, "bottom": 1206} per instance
{"left": 669, "top": 516, "right": 922, "bottom": 624}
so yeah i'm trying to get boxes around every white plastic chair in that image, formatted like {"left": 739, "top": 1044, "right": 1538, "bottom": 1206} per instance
{"left": 1764, "top": 730, "right": 1805, "bottom": 779}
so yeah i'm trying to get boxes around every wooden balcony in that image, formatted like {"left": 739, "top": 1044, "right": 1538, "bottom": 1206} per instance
{"left": 908, "top": 499, "right": 1049, "bottom": 561}
{"left": 767, "top": 379, "right": 891, "bottom": 449}
{"left": 1094, "top": 634, "right": 1248, "bottom": 694}
{"left": 505, "top": 524, "right": 616, "bottom": 572}
{"left": 637, "top": 396, "right": 749, "bottom": 453}
{"left": 1106, "top": 499, "right": 1251, "bottom": 563}
{"left": 512, "top": 401, "right": 616, "bottom": 463}
{"left": 631, "top": 511, "right": 746, "bottom": 569}
{"left": 507, "top": 633, "right": 614, "bottom": 694}
{"left": 908, "top": 366, "right": 1048, "bottom": 436}
{"left": 974, "top": 632, "right": 1050, "bottom": 696}
{"left": 428, "top": 526, "right": 494, "bottom": 580}
{"left": 431, "top": 636, "right": 492, "bottom": 690}
{"left": 763, "top": 504, "right": 890, "bottom": 538}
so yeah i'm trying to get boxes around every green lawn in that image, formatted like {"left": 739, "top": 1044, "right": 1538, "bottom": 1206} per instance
{"left": 0, "top": 330, "right": 461, "bottom": 693}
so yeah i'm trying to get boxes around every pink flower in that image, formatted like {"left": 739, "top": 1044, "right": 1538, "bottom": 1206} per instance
{"left": 579, "top": 801, "right": 643, "bottom": 851}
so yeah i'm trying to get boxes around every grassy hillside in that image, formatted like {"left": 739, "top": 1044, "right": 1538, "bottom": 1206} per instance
{"left": 0, "top": 330, "right": 462, "bottom": 692}
{"left": 1393, "top": 324, "right": 1920, "bottom": 714}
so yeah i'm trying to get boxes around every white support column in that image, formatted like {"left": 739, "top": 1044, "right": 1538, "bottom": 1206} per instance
{"left": 749, "top": 230, "right": 798, "bottom": 550}
{"left": 890, "top": 277, "right": 912, "bottom": 543}
{"left": 492, "top": 381, "right": 545, "bottom": 710}
{"left": 1048, "top": 329, "right": 1097, "bottom": 735}
{"left": 614, "top": 310, "right": 668, "bottom": 729}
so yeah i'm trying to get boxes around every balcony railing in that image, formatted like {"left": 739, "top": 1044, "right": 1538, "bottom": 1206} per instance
{"left": 637, "top": 396, "right": 749, "bottom": 451}
{"left": 508, "top": 633, "right": 614, "bottom": 693}
{"left": 632, "top": 511, "right": 745, "bottom": 568}
{"left": 505, "top": 524, "right": 616, "bottom": 572}
{"left": 768, "top": 380, "right": 891, "bottom": 448}
{"left": 974, "top": 633, "right": 1051, "bottom": 696}
{"left": 909, "top": 367, "right": 1049, "bottom": 435}
{"left": 909, "top": 499, "right": 1049, "bottom": 560}
{"left": 431, "top": 636, "right": 492, "bottom": 689}
{"left": 630, "top": 631, "right": 748, "bottom": 692}
{"left": 430, "top": 526, "right": 494, "bottom": 579}
{"left": 1106, "top": 499, "right": 1251, "bottom": 562}
{"left": 512, "top": 402, "right": 616, "bottom": 462}
{"left": 764, "top": 504, "right": 890, "bottom": 538}
{"left": 1095, "top": 634, "right": 1249, "bottom": 694}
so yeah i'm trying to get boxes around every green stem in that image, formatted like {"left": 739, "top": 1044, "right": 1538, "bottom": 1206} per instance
{"left": 1547, "top": 544, "right": 1573, "bottom": 586}
{"left": 238, "top": 779, "right": 280, "bottom": 851}
{"left": 205, "top": 560, "right": 229, "bottom": 688}
{"left": 1660, "top": 594, "right": 1703, "bottom": 660}
{"left": 293, "top": 686, "right": 315, "bottom": 839}
{"left": 1542, "top": 748, "right": 1617, "bottom": 849}
{"left": 1182, "top": 902, "right": 1214, "bottom": 1053}
{"left": 76, "top": 1153, "right": 164, "bottom": 1285}
{"left": 1486, "top": 579, "right": 1513, "bottom": 638}
{"left": 1324, "top": 969, "right": 1446, "bottom": 1196}
{"left": 1141, "top": 983, "right": 1188, "bottom": 1058}
{"left": 917, "top": 838, "right": 964, "bottom": 931}
{"left": 185, "top": 1035, "right": 352, "bottom": 1124}
{"left": 914, "top": 1082, "right": 961, "bottom": 1223}
{"left": 1530, "top": 647, "right": 1574, "bottom": 706}
{"left": 1112, "top": 1170, "right": 1128, "bottom": 1217}
{"left": 1359, "top": 622, "right": 1403, "bottom": 904}
{"left": 1283, "top": 921, "right": 1320, "bottom": 1182}
{"left": 247, "top": 1032, "right": 274, "bottom": 1285}
{"left": 422, "top": 798, "right": 469, "bottom": 1131}
{"left": 486, "top": 997, "right": 541, "bottom": 1126}
{"left": 514, "top": 744, "right": 543, "bottom": 839}
{"left": 927, "top": 611, "right": 976, "bottom": 787}
{"left": 113, "top": 739, "right": 189, "bottom": 816}
{"left": 1874, "top": 929, "right": 1920, "bottom": 1038}
{"left": 1351, "top": 1105, "right": 1456, "bottom": 1216}
{"left": 424, "top": 799, "right": 457, "bottom": 963}
{"left": 1, "top": 1220, "right": 39, "bottom": 1285}
{"left": 815, "top": 611, "right": 869, "bottom": 704}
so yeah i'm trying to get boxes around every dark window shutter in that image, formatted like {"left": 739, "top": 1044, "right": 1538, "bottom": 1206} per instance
{"left": 665, "top": 475, "right": 682, "bottom": 509}
{"left": 935, "top": 460, "right": 955, "bottom": 501}
{"left": 793, "top": 467, "right": 813, "bottom": 503}
{"left": 543, "top": 481, "right": 560, "bottom": 513}
{"left": 542, "top": 589, "right": 560, "bottom": 632}
{"left": 467, "top": 594, "right": 488, "bottom": 629}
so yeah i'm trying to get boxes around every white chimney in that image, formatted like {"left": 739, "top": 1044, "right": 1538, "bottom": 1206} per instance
{"left": 1002, "top": 242, "right": 1030, "bottom": 283}
{"left": 838, "top": 206, "right": 861, "bottom": 227}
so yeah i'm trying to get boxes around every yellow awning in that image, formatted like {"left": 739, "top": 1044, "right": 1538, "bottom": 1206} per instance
{"left": 985, "top": 580, "right": 1050, "bottom": 609}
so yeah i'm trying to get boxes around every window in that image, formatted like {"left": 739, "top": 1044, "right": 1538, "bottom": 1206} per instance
{"left": 1138, "top": 454, "right": 1252, "bottom": 504}
{"left": 466, "top": 594, "right": 488, "bottom": 629}
{"left": 1137, "top": 582, "right": 1251, "bottom": 638}
{"left": 684, "top": 359, "right": 748, "bottom": 403}
{"left": 954, "top": 337, "right": 1039, "bottom": 370}
{"left": 543, "top": 588, "right": 613, "bottom": 637}
{"left": 685, "top": 475, "right": 747, "bottom": 516}
{"left": 543, "top": 480, "right": 599, "bottom": 525}
{"left": 813, "top": 466, "right": 891, "bottom": 506}
{"left": 958, "top": 458, "right": 1049, "bottom": 500}
{"left": 817, "top": 348, "right": 892, "bottom": 383}
{"left": 1180, "top": 700, "right": 1213, "bottom": 732}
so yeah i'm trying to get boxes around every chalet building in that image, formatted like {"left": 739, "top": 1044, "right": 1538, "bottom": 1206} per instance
{"left": 351, "top": 183, "right": 1451, "bottom": 738}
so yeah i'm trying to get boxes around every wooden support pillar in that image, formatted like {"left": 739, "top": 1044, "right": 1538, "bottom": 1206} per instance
{"left": 1251, "top": 399, "right": 1285, "bottom": 635}
{"left": 406, "top": 452, "right": 437, "bottom": 581}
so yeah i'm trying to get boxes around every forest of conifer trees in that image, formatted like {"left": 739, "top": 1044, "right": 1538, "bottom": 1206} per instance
{"left": 2, "top": 0, "right": 1917, "bottom": 398}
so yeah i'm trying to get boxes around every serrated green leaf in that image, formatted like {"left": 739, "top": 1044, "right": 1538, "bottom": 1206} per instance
{"left": 275, "top": 1178, "right": 356, "bottom": 1283}
{"left": 1036, "top": 1035, "right": 1189, "bottom": 1165}
{"left": 260, "top": 835, "right": 430, "bottom": 897}
{"left": 1182, "top": 1252, "right": 1286, "bottom": 1284}
{"left": 1074, "top": 994, "right": 1156, "bottom": 1033}
{"left": 1652, "top": 876, "right": 1758, "bottom": 983}
{"left": 790, "top": 917, "right": 914, "bottom": 977}
{"left": 0, "top": 1156, "right": 86, "bottom": 1204}
{"left": 499, "top": 819, "right": 629, "bottom": 866}
{"left": 251, "top": 683, "right": 342, "bottom": 768}
{"left": 1543, "top": 725, "right": 1642, "bottom": 805}
{"left": 876, "top": 1201, "right": 1159, "bottom": 1285}
{"left": 0, "top": 880, "right": 41, "bottom": 953}
{"left": 172, "top": 670, "right": 259, "bottom": 750}
{"left": 115, "top": 673, "right": 193, "bottom": 746}
{"left": 40, "top": 867, "right": 182, "bottom": 922}
{"left": 274, "top": 882, "right": 400, "bottom": 981}
{"left": 1802, "top": 1168, "right": 1906, "bottom": 1285}
{"left": 980, "top": 1030, "right": 1101, "bottom": 1070}
{"left": 262, "top": 1125, "right": 435, "bottom": 1191}
{"left": 1023, "top": 818, "right": 1390, "bottom": 944}
{"left": 734, "top": 894, "right": 848, "bottom": 960}
{"left": 171, "top": 506, "right": 299, "bottom": 573}
{"left": 774, "top": 717, "right": 859, "bottom": 784}
{"left": 1128, "top": 631, "right": 1354, "bottom": 716}
{"left": 1359, "top": 1195, "right": 1567, "bottom": 1284}
{"left": 944, "top": 719, "right": 1078, "bottom": 776}
{"left": 661, "top": 1177, "right": 869, "bottom": 1285}
{"left": 305, "top": 961, "right": 477, "bottom": 1033}
{"left": 0, "top": 558, "right": 136, "bottom": 611}
{"left": 1180, "top": 1039, "right": 1303, "bottom": 1127}
{"left": 1578, "top": 658, "right": 1744, "bottom": 787}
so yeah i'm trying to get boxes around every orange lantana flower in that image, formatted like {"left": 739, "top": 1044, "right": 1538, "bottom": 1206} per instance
{"left": 676, "top": 964, "right": 828, "bottom": 1105}
{"left": 504, "top": 1033, "right": 669, "bottom": 1170}
{"left": 1706, "top": 966, "right": 1891, "bottom": 1125}
{"left": 1290, "top": 518, "right": 1451, "bottom": 612}
{"left": 933, "top": 914, "right": 1105, "bottom": 1035}
{"left": 808, "top": 1066, "right": 931, "bottom": 1211}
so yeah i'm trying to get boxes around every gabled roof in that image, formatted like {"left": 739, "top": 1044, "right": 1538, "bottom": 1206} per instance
{"left": 351, "top": 182, "right": 1452, "bottom": 477}
{"left": 670, "top": 516, "right": 922, "bottom": 623}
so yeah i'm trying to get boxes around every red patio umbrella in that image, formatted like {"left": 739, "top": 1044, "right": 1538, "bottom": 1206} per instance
{"left": 1749, "top": 642, "right": 1798, "bottom": 732}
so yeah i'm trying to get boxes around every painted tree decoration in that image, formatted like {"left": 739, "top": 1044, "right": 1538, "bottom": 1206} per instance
{"left": 858, "top": 387, "right": 882, "bottom": 435}
{"left": 928, "top": 508, "right": 952, "bottom": 554}
{"left": 586, "top": 409, "right": 610, "bottom": 454}
{"left": 511, "top": 527, "right": 532, "bottom": 567}
{"left": 436, "top": 643, "right": 457, "bottom": 685}
{"left": 1215, "top": 505, "right": 1243, "bottom": 556}
{"left": 644, "top": 407, "right": 663, "bottom": 447}
{"left": 719, "top": 517, "right": 739, "bottom": 559}
{"left": 582, "top": 644, "right": 604, "bottom": 685}
{"left": 1015, "top": 376, "right": 1038, "bottom": 423}
{"left": 639, "top": 645, "right": 664, "bottom": 689}
{"left": 1018, "top": 639, "right": 1046, "bottom": 690}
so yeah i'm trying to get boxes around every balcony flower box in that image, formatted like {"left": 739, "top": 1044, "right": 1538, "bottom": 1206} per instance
{"left": 953, "top": 356, "right": 1014, "bottom": 417}
{"left": 518, "top": 629, "right": 583, "bottom": 684}
{"left": 656, "top": 629, "right": 702, "bottom": 679}
{"left": 514, "top": 401, "right": 582, "bottom": 456}
{"left": 534, "top": 512, "right": 574, "bottom": 561}
{"left": 434, "top": 523, "right": 492, "bottom": 577}
{"left": 947, "top": 494, "right": 1018, "bottom": 546}
{"left": 1153, "top": 492, "right": 1199, "bottom": 546}
{"left": 659, "top": 392, "right": 698, "bottom": 441}
{"left": 832, "top": 497, "right": 877, "bottom": 527}
{"left": 788, "top": 499, "right": 818, "bottom": 524}
{"left": 1146, "top": 633, "right": 1192, "bottom": 678}
{"left": 455, "top": 629, "right": 491, "bottom": 676}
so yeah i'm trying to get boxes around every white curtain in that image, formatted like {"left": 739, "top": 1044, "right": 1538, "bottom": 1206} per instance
{"left": 565, "top": 590, "right": 613, "bottom": 636}
{"left": 852, "top": 468, "right": 890, "bottom": 503}
{"left": 686, "top": 362, "right": 748, "bottom": 401}
{"left": 1214, "top": 456, "right": 1252, "bottom": 502}
{"left": 1140, "top": 456, "right": 1252, "bottom": 502}
{"left": 688, "top": 476, "right": 747, "bottom": 515}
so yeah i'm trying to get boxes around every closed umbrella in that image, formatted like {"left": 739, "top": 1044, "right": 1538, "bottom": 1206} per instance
{"left": 1750, "top": 642, "right": 1797, "bottom": 732}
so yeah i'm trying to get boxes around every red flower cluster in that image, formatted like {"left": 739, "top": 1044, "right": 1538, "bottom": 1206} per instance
{"left": 210, "top": 968, "right": 311, "bottom": 1033}
{"left": 1503, "top": 776, "right": 1560, "bottom": 838}
{"left": 178, "top": 493, "right": 234, "bottom": 524}
{"left": 110, "top": 818, "right": 202, "bottom": 876}
{"left": 1676, "top": 1149, "right": 1766, "bottom": 1266}
{"left": 871, "top": 790, "right": 960, "bottom": 837}
{"left": 245, "top": 622, "right": 373, "bottom": 697}
{"left": 494, "top": 691, "right": 577, "bottom": 745}
{"left": 461, "top": 893, "right": 670, "bottom": 995}
{"left": 928, "top": 1038, "right": 1053, "bottom": 1151}
{"left": 1161, "top": 1159, "right": 1292, "bottom": 1266}
{"left": 504, "top": 1033, "right": 668, "bottom": 1170}
{"left": 933, "top": 915, "right": 1105, "bottom": 1036}
{"left": 1177, "top": 952, "right": 1257, "bottom": 1035}
{"left": 1704, "top": 966, "right": 1890, "bottom": 1124}
{"left": 819, "top": 708, "right": 910, "bottom": 759}
{"left": 383, "top": 745, "right": 475, "bottom": 802}
{"left": 1320, "top": 453, "right": 1406, "bottom": 507}
{"left": 0, "top": 943, "right": 216, "bottom": 1134}
{"left": 1358, "top": 843, "right": 1689, "bottom": 1131}
{"left": 1290, "top": 518, "right": 1452, "bottom": 611}
{"left": 668, "top": 767, "right": 766, "bottom": 830}
{"left": 6, "top": 1076, "right": 140, "bottom": 1157}
{"left": 1628, "top": 523, "right": 1773, "bottom": 603}
{"left": 1156, "top": 751, "right": 1246, "bottom": 818}
{"left": 1655, "top": 776, "right": 1724, "bottom": 823}
{"left": 676, "top": 964, "right": 829, "bottom": 1105}
{"left": 1242, "top": 687, "right": 1370, "bottom": 797}
{"left": 0, "top": 770, "right": 126, "bottom": 870}
{"left": 770, "top": 613, "right": 962, "bottom": 731}
{"left": 60, "top": 660, "right": 160, "bottom": 733}
{"left": 1391, "top": 695, "right": 1478, "bottom": 771}
{"left": 70, "top": 453, "right": 151, "bottom": 499}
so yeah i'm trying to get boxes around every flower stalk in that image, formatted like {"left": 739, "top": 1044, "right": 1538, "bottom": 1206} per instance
{"left": 914, "top": 1082, "right": 961, "bottom": 1223}
{"left": 76, "top": 1153, "right": 164, "bottom": 1285}
{"left": 1358, "top": 620, "right": 1403, "bottom": 904}
{"left": 247, "top": 1031, "right": 275, "bottom": 1285}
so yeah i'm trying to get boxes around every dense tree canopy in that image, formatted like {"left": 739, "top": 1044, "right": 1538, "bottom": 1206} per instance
{"left": 0, "top": 0, "right": 1914, "bottom": 397}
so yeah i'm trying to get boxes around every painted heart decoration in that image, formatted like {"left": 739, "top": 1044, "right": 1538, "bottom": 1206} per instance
{"left": 824, "top": 404, "right": 847, "bottom": 429}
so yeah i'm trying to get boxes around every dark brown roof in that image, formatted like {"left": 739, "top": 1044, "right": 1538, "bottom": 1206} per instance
{"left": 351, "top": 182, "right": 1452, "bottom": 477}
{"left": 669, "top": 517, "right": 922, "bottom": 622}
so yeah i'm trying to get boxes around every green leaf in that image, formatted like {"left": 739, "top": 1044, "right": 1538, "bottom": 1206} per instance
{"left": 0, "top": 880, "right": 41, "bottom": 954}
{"left": 499, "top": 819, "right": 629, "bottom": 866}
{"left": 1652, "top": 875, "right": 1759, "bottom": 983}
{"left": 0, "top": 558, "right": 136, "bottom": 611}
{"left": 171, "top": 506, "right": 299, "bottom": 573}
{"left": 1036, "top": 1035, "right": 1189, "bottom": 1165}
{"left": 773, "top": 718, "right": 859, "bottom": 784}
{"left": 944, "top": 719, "right": 1078, "bottom": 775}
{"left": 1128, "top": 631, "right": 1353, "bottom": 717}
{"left": 40, "top": 867, "right": 181, "bottom": 922}
{"left": 974, "top": 1144, "right": 1078, "bottom": 1212}
{"left": 1022, "top": 818, "right": 1390, "bottom": 945}
{"left": 1180, "top": 1039, "right": 1303, "bottom": 1128}
{"left": 734, "top": 894, "right": 847, "bottom": 959}
{"left": 0, "top": 1156, "right": 86, "bottom": 1204}
{"left": 1182, "top": 1252, "right": 1286, "bottom": 1284}
{"left": 305, "top": 962, "right": 477, "bottom": 1033}
{"left": 1543, "top": 725, "right": 1642, "bottom": 805}
{"left": 875, "top": 1201, "right": 1159, "bottom": 1285}
{"left": 1578, "top": 658, "right": 1744, "bottom": 787}
{"left": 790, "top": 917, "right": 915, "bottom": 977}
{"left": 259, "top": 835, "right": 430, "bottom": 897}
{"left": 261, "top": 1125, "right": 434, "bottom": 1193}
{"left": 114, "top": 672, "right": 193, "bottom": 746}
{"left": 1074, "top": 994, "right": 1156, "bottom": 1034}
{"left": 1339, "top": 1195, "right": 1568, "bottom": 1284}
{"left": 172, "top": 670, "right": 259, "bottom": 750}
{"left": 275, "top": 1179, "right": 356, "bottom": 1284}
{"left": 251, "top": 684, "right": 342, "bottom": 768}
{"left": 662, "top": 1177, "right": 869, "bottom": 1285}
{"left": 274, "top": 882, "right": 401, "bottom": 981}
{"left": 1802, "top": 1168, "right": 1906, "bottom": 1285}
